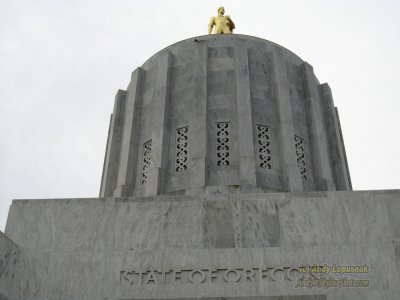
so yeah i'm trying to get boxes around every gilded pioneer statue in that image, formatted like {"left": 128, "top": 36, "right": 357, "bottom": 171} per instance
{"left": 208, "top": 7, "right": 235, "bottom": 34}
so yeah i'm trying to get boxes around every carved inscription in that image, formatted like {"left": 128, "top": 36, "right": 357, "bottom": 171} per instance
{"left": 120, "top": 266, "right": 300, "bottom": 286}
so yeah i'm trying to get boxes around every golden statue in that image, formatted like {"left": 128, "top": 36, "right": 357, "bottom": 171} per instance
{"left": 208, "top": 7, "right": 235, "bottom": 34}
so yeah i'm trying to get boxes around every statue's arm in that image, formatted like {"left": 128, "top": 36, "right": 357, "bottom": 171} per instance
{"left": 208, "top": 17, "right": 215, "bottom": 34}
{"left": 227, "top": 15, "right": 235, "bottom": 30}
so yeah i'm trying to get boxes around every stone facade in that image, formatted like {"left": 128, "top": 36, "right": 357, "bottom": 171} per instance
{"left": 1, "top": 35, "right": 398, "bottom": 300}
{"left": 1, "top": 190, "right": 400, "bottom": 299}
{"left": 100, "top": 35, "right": 351, "bottom": 198}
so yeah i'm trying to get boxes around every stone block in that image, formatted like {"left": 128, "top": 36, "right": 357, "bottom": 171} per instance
{"left": 203, "top": 199, "right": 235, "bottom": 248}
{"left": 208, "top": 47, "right": 234, "bottom": 58}
{"left": 241, "top": 199, "right": 280, "bottom": 247}
{"left": 207, "top": 81, "right": 235, "bottom": 97}
{"left": 239, "top": 157, "right": 257, "bottom": 185}
{"left": 256, "top": 171, "right": 284, "bottom": 191}
{"left": 172, "top": 62, "right": 195, "bottom": 78}
{"left": 171, "top": 71, "right": 193, "bottom": 88}
{"left": 208, "top": 58, "right": 235, "bottom": 72}
{"left": 207, "top": 70, "right": 235, "bottom": 83}
{"left": 0, "top": 232, "right": 19, "bottom": 299}
{"left": 2, "top": 190, "right": 400, "bottom": 298}
{"left": 189, "top": 158, "right": 206, "bottom": 188}
{"left": 384, "top": 193, "right": 400, "bottom": 238}
{"left": 208, "top": 95, "right": 236, "bottom": 110}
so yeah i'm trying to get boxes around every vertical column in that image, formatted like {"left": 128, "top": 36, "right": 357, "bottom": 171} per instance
{"left": 235, "top": 43, "right": 257, "bottom": 186}
{"left": 320, "top": 83, "right": 352, "bottom": 190}
{"left": 271, "top": 49, "right": 303, "bottom": 192}
{"left": 145, "top": 51, "right": 172, "bottom": 196}
{"left": 189, "top": 40, "right": 208, "bottom": 189}
{"left": 114, "top": 68, "right": 144, "bottom": 197}
{"left": 99, "top": 89, "right": 127, "bottom": 197}
{"left": 302, "top": 62, "right": 336, "bottom": 191}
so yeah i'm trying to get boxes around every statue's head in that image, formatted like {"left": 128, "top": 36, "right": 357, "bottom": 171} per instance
{"left": 217, "top": 6, "right": 225, "bottom": 15}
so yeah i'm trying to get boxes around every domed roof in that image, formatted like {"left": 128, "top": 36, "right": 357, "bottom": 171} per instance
{"left": 100, "top": 35, "right": 351, "bottom": 197}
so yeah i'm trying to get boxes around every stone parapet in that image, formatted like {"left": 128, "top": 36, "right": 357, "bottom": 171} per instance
{"left": 2, "top": 190, "right": 400, "bottom": 299}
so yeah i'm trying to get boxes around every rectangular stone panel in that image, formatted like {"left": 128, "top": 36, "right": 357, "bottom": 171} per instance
{"left": 203, "top": 200, "right": 235, "bottom": 248}
{"left": 248, "top": 50, "right": 272, "bottom": 76}
{"left": 381, "top": 192, "right": 400, "bottom": 238}
{"left": 0, "top": 232, "right": 19, "bottom": 298}
{"left": 207, "top": 82, "right": 235, "bottom": 96}
{"left": 170, "top": 85, "right": 194, "bottom": 100}
{"left": 170, "top": 46, "right": 195, "bottom": 67}
{"left": 3, "top": 190, "right": 400, "bottom": 298}
{"left": 208, "top": 58, "right": 235, "bottom": 72}
{"left": 171, "top": 73, "right": 194, "bottom": 89}
{"left": 172, "top": 62, "right": 196, "bottom": 77}
{"left": 208, "top": 95, "right": 236, "bottom": 110}
{"left": 241, "top": 200, "right": 281, "bottom": 247}
{"left": 208, "top": 70, "right": 235, "bottom": 83}
{"left": 250, "top": 73, "right": 272, "bottom": 87}
{"left": 6, "top": 191, "right": 400, "bottom": 253}
{"left": 208, "top": 46, "right": 234, "bottom": 58}
{"left": 270, "top": 48, "right": 303, "bottom": 192}
{"left": 256, "top": 171, "right": 283, "bottom": 191}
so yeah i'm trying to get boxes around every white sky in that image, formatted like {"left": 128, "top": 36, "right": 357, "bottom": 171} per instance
{"left": 1, "top": 0, "right": 399, "bottom": 231}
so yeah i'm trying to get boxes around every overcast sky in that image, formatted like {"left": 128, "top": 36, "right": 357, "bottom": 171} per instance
{"left": 1, "top": 0, "right": 399, "bottom": 231}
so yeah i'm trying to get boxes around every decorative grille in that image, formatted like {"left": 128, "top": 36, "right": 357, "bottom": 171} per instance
{"left": 294, "top": 135, "right": 307, "bottom": 180}
{"left": 216, "top": 122, "right": 230, "bottom": 166}
{"left": 141, "top": 140, "right": 152, "bottom": 184}
{"left": 257, "top": 125, "right": 271, "bottom": 169}
{"left": 175, "top": 127, "right": 188, "bottom": 172}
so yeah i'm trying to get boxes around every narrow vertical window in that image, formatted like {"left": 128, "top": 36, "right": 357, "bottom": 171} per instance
{"left": 141, "top": 140, "right": 152, "bottom": 184}
{"left": 294, "top": 135, "right": 307, "bottom": 180}
{"left": 216, "top": 122, "right": 230, "bottom": 166}
{"left": 175, "top": 127, "right": 188, "bottom": 172}
{"left": 257, "top": 125, "right": 271, "bottom": 169}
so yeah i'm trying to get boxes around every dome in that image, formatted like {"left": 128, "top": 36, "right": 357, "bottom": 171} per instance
{"left": 100, "top": 34, "right": 351, "bottom": 197}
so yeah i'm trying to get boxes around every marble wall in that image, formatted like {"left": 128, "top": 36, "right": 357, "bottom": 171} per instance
{"left": 2, "top": 189, "right": 400, "bottom": 299}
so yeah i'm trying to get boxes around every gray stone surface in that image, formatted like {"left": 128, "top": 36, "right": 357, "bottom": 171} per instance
{"left": 114, "top": 68, "right": 144, "bottom": 197}
{"left": 320, "top": 84, "right": 352, "bottom": 191}
{"left": 302, "top": 63, "right": 335, "bottom": 191}
{"left": 99, "top": 35, "right": 352, "bottom": 197}
{"left": 0, "top": 35, "right": 393, "bottom": 300}
{"left": 100, "top": 89, "right": 127, "bottom": 197}
{"left": 1, "top": 190, "right": 399, "bottom": 299}
{"left": 271, "top": 48, "right": 303, "bottom": 192}
{"left": 0, "top": 232, "right": 18, "bottom": 299}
